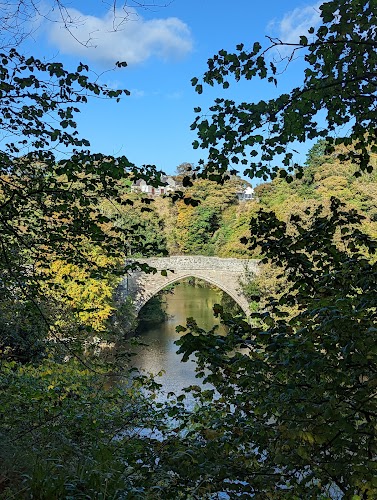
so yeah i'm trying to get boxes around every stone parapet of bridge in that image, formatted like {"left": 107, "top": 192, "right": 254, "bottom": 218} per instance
{"left": 118, "top": 255, "right": 259, "bottom": 317}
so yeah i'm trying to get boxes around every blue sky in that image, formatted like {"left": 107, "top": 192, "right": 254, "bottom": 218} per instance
{"left": 21, "top": 0, "right": 322, "bottom": 178}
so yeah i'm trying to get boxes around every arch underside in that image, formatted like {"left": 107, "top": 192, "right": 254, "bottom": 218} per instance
{"left": 136, "top": 272, "right": 250, "bottom": 317}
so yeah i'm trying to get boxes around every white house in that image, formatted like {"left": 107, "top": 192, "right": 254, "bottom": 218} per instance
{"left": 131, "top": 175, "right": 178, "bottom": 196}
{"left": 237, "top": 185, "right": 254, "bottom": 201}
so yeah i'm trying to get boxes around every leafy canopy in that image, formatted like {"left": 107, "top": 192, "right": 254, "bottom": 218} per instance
{"left": 0, "top": 48, "right": 168, "bottom": 359}
{"left": 191, "top": 0, "right": 377, "bottom": 182}
{"left": 175, "top": 199, "right": 377, "bottom": 498}
{"left": 0, "top": 48, "right": 167, "bottom": 277}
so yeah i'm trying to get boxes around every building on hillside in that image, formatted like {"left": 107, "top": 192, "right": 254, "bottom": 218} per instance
{"left": 237, "top": 185, "right": 254, "bottom": 201}
{"left": 131, "top": 175, "right": 178, "bottom": 196}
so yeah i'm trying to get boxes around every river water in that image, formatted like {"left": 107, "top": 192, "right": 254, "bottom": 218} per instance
{"left": 132, "top": 282, "right": 227, "bottom": 396}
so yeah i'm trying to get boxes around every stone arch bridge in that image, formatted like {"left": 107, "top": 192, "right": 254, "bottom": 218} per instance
{"left": 118, "top": 256, "right": 259, "bottom": 317}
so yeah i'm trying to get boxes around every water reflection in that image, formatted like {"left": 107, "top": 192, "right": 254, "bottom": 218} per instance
{"left": 132, "top": 283, "right": 227, "bottom": 395}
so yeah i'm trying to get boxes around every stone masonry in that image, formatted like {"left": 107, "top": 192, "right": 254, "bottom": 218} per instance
{"left": 118, "top": 256, "right": 260, "bottom": 317}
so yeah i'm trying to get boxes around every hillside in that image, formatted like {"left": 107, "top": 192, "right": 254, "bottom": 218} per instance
{"left": 148, "top": 142, "right": 377, "bottom": 257}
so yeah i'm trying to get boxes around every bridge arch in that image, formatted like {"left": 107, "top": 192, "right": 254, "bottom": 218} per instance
{"left": 118, "top": 256, "right": 259, "bottom": 319}
{"left": 138, "top": 272, "right": 250, "bottom": 317}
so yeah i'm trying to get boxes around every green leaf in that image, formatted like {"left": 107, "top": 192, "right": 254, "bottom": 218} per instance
{"left": 195, "top": 84, "right": 203, "bottom": 94}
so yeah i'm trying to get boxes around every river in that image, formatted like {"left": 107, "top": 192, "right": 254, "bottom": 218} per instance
{"left": 132, "top": 282, "right": 227, "bottom": 396}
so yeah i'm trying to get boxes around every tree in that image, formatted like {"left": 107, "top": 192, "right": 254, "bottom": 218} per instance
{"left": 175, "top": 199, "right": 377, "bottom": 498}
{"left": 173, "top": 178, "right": 241, "bottom": 254}
{"left": 305, "top": 138, "right": 329, "bottom": 169}
{"left": 191, "top": 0, "right": 377, "bottom": 182}
{"left": 164, "top": 1, "right": 377, "bottom": 497}
{"left": 175, "top": 162, "right": 196, "bottom": 186}
{"left": 0, "top": 48, "right": 168, "bottom": 359}
{"left": 101, "top": 190, "right": 168, "bottom": 257}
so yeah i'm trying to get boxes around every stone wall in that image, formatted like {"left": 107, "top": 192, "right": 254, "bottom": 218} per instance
{"left": 133, "top": 256, "right": 258, "bottom": 273}
{"left": 118, "top": 256, "right": 260, "bottom": 317}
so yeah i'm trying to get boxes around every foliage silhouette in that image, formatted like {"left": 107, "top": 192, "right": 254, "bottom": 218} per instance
{"left": 176, "top": 199, "right": 377, "bottom": 498}
{"left": 191, "top": 0, "right": 377, "bottom": 182}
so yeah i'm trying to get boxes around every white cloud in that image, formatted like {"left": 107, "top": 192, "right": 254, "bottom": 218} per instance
{"left": 48, "top": 7, "right": 193, "bottom": 65}
{"left": 268, "top": 2, "right": 322, "bottom": 45}
{"left": 130, "top": 88, "right": 146, "bottom": 98}
{"left": 166, "top": 90, "right": 183, "bottom": 100}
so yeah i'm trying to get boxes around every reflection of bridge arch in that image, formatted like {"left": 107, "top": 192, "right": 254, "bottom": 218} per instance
{"left": 118, "top": 256, "right": 259, "bottom": 317}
